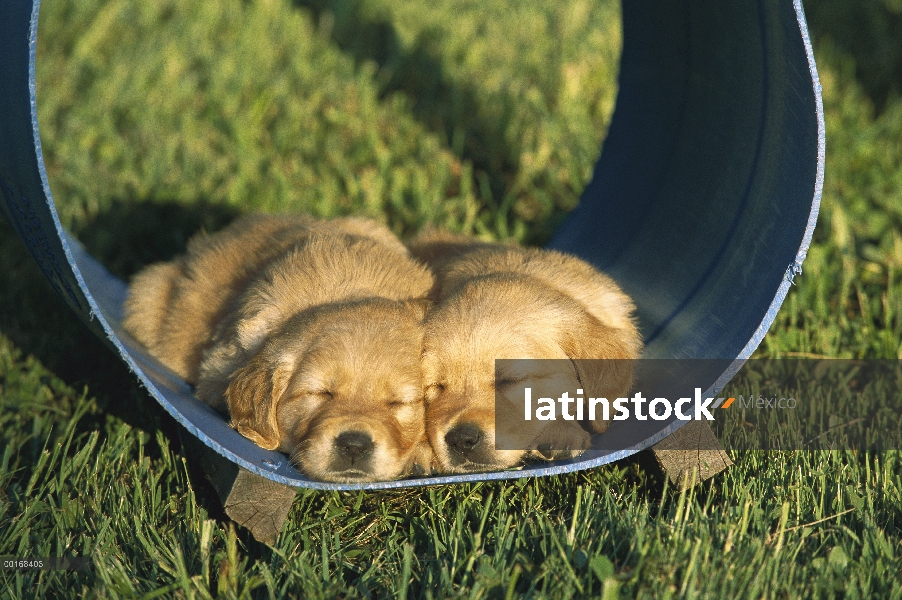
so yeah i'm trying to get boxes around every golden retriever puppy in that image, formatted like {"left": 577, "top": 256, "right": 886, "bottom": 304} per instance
{"left": 408, "top": 229, "right": 642, "bottom": 474}
{"left": 124, "top": 214, "right": 435, "bottom": 482}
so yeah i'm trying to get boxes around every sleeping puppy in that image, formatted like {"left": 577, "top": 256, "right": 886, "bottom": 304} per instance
{"left": 408, "top": 229, "right": 642, "bottom": 474}
{"left": 124, "top": 213, "right": 434, "bottom": 482}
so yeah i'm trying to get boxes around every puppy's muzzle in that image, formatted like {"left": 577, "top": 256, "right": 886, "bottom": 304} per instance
{"left": 332, "top": 430, "right": 374, "bottom": 471}
{"left": 445, "top": 423, "right": 492, "bottom": 465}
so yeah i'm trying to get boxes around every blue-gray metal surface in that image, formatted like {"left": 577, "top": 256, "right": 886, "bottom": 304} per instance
{"left": 0, "top": 0, "right": 823, "bottom": 489}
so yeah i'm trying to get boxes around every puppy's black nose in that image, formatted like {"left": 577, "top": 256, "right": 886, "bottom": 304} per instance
{"left": 334, "top": 431, "right": 374, "bottom": 464}
{"left": 445, "top": 423, "right": 483, "bottom": 457}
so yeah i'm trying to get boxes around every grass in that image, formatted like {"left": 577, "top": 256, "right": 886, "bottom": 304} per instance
{"left": 1, "top": 0, "right": 901, "bottom": 597}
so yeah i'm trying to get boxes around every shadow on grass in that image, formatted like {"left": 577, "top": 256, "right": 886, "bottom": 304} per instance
{"left": 293, "top": 0, "right": 574, "bottom": 244}
{"left": 0, "top": 199, "right": 239, "bottom": 410}
{"left": 295, "top": 0, "right": 514, "bottom": 184}
{"left": 72, "top": 198, "right": 241, "bottom": 280}
{"left": 0, "top": 200, "right": 242, "bottom": 518}
{"left": 805, "top": 0, "right": 902, "bottom": 115}
{"left": 0, "top": 218, "right": 168, "bottom": 464}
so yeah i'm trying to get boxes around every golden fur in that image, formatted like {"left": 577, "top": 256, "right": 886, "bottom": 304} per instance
{"left": 407, "top": 228, "right": 642, "bottom": 474}
{"left": 124, "top": 214, "right": 434, "bottom": 482}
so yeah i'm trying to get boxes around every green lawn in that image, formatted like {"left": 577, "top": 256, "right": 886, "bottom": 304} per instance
{"left": 1, "top": 0, "right": 901, "bottom": 597}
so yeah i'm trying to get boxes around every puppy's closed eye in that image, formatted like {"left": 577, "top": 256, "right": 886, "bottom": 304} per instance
{"left": 494, "top": 377, "right": 526, "bottom": 390}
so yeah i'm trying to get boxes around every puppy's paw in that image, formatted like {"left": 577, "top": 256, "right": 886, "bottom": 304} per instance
{"left": 404, "top": 437, "right": 438, "bottom": 477}
{"left": 529, "top": 420, "right": 592, "bottom": 461}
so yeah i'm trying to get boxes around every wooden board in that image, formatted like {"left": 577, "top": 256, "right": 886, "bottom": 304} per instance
{"left": 182, "top": 431, "right": 297, "bottom": 546}
{"left": 650, "top": 420, "right": 733, "bottom": 488}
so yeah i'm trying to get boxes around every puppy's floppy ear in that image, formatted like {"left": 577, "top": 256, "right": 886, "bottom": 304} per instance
{"left": 558, "top": 313, "right": 638, "bottom": 434}
{"left": 401, "top": 297, "right": 433, "bottom": 321}
{"left": 225, "top": 353, "right": 292, "bottom": 451}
